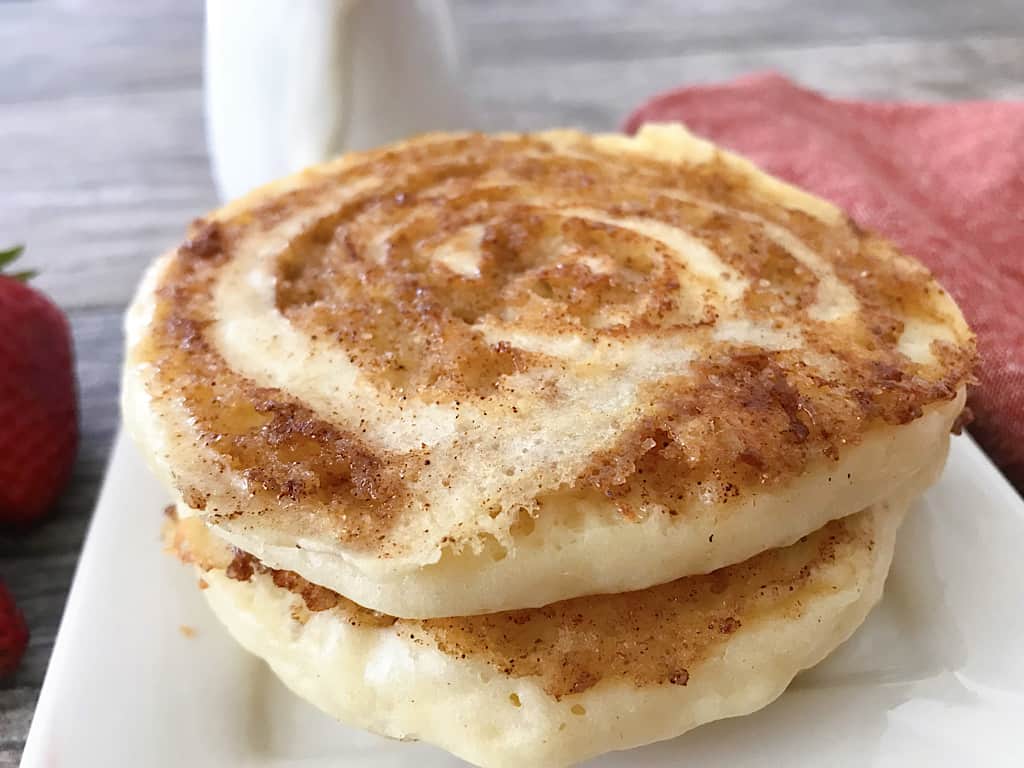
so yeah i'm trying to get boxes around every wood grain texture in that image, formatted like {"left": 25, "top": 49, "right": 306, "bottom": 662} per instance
{"left": 0, "top": 0, "right": 1020, "bottom": 762}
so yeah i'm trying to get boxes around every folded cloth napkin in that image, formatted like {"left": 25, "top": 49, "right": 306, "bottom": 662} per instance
{"left": 625, "top": 73, "right": 1024, "bottom": 492}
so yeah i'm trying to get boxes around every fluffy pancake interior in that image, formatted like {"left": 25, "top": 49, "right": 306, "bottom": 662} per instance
{"left": 170, "top": 491, "right": 911, "bottom": 768}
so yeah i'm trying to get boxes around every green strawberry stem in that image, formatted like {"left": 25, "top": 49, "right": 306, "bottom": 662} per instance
{"left": 0, "top": 245, "right": 36, "bottom": 282}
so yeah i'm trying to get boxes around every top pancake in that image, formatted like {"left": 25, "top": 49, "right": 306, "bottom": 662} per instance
{"left": 122, "top": 125, "right": 973, "bottom": 618}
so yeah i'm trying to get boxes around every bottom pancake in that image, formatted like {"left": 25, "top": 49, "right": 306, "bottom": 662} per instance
{"left": 170, "top": 492, "right": 912, "bottom": 768}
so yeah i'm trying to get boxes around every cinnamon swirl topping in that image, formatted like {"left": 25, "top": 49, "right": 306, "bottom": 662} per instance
{"left": 127, "top": 127, "right": 974, "bottom": 563}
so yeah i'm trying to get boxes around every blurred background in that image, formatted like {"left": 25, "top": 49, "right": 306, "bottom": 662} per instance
{"left": 0, "top": 0, "right": 1021, "bottom": 763}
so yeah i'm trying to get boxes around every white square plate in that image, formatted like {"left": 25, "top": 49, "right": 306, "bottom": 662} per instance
{"left": 20, "top": 430, "right": 1024, "bottom": 767}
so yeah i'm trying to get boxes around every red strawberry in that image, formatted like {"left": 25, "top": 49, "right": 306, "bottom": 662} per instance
{"left": 0, "top": 580, "right": 29, "bottom": 677}
{"left": 0, "top": 245, "right": 77, "bottom": 528}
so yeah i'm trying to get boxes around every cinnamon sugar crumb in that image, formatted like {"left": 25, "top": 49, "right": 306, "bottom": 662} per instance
{"left": 951, "top": 406, "right": 974, "bottom": 435}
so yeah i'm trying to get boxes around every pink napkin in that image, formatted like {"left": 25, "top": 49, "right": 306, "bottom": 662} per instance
{"left": 625, "top": 73, "right": 1024, "bottom": 492}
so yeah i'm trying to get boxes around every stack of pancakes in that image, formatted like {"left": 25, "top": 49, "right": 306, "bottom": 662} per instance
{"left": 123, "top": 125, "right": 974, "bottom": 767}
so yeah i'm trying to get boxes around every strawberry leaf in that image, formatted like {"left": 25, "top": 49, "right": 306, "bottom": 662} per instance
{"left": 0, "top": 244, "right": 25, "bottom": 271}
{"left": 8, "top": 269, "right": 37, "bottom": 282}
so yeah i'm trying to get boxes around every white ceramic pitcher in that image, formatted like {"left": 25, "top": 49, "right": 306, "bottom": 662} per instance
{"left": 204, "top": 0, "right": 469, "bottom": 201}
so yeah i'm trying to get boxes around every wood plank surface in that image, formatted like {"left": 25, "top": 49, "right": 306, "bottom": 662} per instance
{"left": 1, "top": 0, "right": 1021, "bottom": 763}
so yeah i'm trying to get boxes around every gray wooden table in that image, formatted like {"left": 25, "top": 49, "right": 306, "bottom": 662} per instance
{"left": 0, "top": 0, "right": 1021, "bottom": 763}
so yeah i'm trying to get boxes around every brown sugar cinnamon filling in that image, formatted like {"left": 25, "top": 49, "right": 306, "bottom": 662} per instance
{"left": 140, "top": 133, "right": 974, "bottom": 553}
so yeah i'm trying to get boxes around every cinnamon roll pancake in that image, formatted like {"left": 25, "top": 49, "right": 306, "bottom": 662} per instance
{"left": 124, "top": 125, "right": 973, "bottom": 618}
{"left": 167, "top": 489, "right": 915, "bottom": 768}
